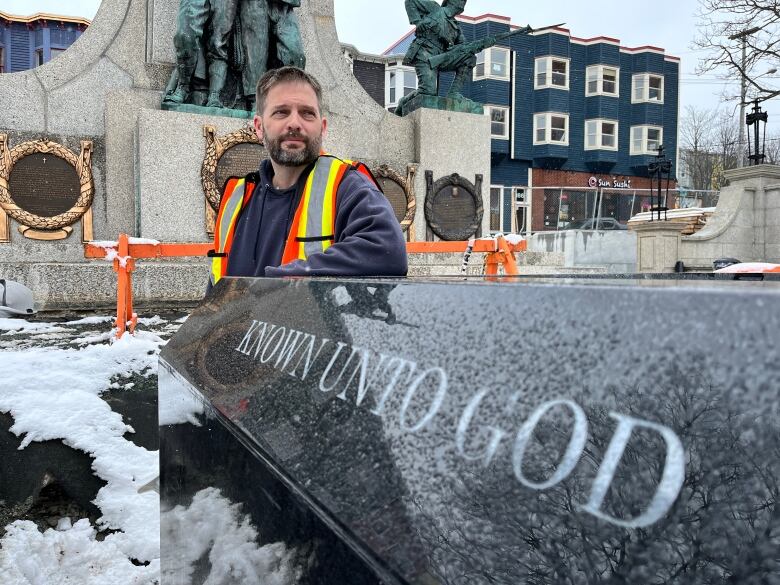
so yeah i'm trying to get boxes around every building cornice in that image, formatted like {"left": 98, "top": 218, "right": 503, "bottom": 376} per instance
{"left": 382, "top": 13, "right": 679, "bottom": 63}
{"left": 0, "top": 11, "right": 91, "bottom": 27}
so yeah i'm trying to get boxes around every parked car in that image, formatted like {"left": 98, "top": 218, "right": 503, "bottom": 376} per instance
{"left": 562, "top": 217, "right": 627, "bottom": 230}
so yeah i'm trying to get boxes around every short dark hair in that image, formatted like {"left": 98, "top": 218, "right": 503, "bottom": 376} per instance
{"left": 255, "top": 67, "right": 323, "bottom": 115}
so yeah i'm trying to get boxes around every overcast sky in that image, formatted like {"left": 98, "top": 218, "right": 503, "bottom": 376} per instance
{"left": 3, "top": 0, "right": 778, "bottom": 120}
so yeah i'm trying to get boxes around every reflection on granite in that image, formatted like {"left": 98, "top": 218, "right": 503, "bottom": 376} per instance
{"left": 160, "top": 277, "right": 780, "bottom": 585}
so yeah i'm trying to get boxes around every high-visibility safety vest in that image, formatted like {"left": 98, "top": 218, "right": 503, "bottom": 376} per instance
{"left": 209, "top": 155, "right": 378, "bottom": 286}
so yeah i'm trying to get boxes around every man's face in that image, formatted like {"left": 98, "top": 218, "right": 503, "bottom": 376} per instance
{"left": 253, "top": 81, "right": 327, "bottom": 168}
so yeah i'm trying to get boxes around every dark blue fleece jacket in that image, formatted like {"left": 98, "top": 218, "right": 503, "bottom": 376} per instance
{"left": 224, "top": 158, "right": 408, "bottom": 278}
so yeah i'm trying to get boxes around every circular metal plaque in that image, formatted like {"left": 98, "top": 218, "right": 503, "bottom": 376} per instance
{"left": 8, "top": 153, "right": 81, "bottom": 217}
{"left": 374, "top": 164, "right": 416, "bottom": 233}
{"left": 425, "top": 174, "right": 483, "bottom": 241}
{"left": 377, "top": 176, "right": 408, "bottom": 224}
{"left": 216, "top": 142, "right": 265, "bottom": 192}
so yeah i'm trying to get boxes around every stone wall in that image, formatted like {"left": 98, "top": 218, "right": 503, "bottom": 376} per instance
{"left": 679, "top": 165, "right": 780, "bottom": 269}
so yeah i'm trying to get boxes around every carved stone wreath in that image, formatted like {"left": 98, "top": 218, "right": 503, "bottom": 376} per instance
{"left": 374, "top": 163, "right": 417, "bottom": 232}
{"left": 424, "top": 171, "right": 484, "bottom": 241}
{"left": 0, "top": 134, "right": 94, "bottom": 239}
{"left": 202, "top": 125, "right": 263, "bottom": 212}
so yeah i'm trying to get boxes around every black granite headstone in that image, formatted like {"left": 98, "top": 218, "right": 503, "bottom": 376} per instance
{"left": 160, "top": 276, "right": 780, "bottom": 585}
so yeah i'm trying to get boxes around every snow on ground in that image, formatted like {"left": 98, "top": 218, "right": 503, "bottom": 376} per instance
{"left": 0, "top": 313, "right": 182, "bottom": 585}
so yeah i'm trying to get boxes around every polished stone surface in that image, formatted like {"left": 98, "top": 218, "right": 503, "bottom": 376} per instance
{"left": 159, "top": 276, "right": 780, "bottom": 584}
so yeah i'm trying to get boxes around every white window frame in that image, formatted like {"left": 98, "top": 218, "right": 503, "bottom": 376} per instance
{"left": 630, "top": 125, "right": 663, "bottom": 155}
{"left": 534, "top": 112, "right": 569, "bottom": 145}
{"left": 632, "top": 73, "right": 664, "bottom": 103}
{"left": 385, "top": 63, "right": 417, "bottom": 108}
{"left": 489, "top": 185, "right": 504, "bottom": 233}
{"left": 584, "top": 119, "right": 619, "bottom": 151}
{"left": 486, "top": 105, "right": 510, "bottom": 139}
{"left": 513, "top": 187, "right": 530, "bottom": 234}
{"left": 474, "top": 47, "right": 511, "bottom": 81}
{"left": 534, "top": 56, "right": 569, "bottom": 90}
{"left": 585, "top": 65, "right": 619, "bottom": 97}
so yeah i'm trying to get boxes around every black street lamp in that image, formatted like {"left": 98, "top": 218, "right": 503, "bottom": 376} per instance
{"left": 746, "top": 99, "right": 769, "bottom": 165}
{"left": 648, "top": 145, "right": 673, "bottom": 221}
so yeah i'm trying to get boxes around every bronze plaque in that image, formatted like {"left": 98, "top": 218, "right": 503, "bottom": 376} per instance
{"left": 216, "top": 143, "right": 266, "bottom": 191}
{"left": 377, "top": 176, "right": 407, "bottom": 224}
{"left": 431, "top": 185, "right": 477, "bottom": 239}
{"left": 8, "top": 153, "right": 80, "bottom": 217}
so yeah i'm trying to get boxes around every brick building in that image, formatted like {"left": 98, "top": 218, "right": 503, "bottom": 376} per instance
{"left": 343, "top": 13, "right": 679, "bottom": 233}
{"left": 0, "top": 11, "right": 89, "bottom": 74}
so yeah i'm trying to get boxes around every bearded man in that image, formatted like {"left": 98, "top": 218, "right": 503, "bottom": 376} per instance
{"left": 208, "top": 67, "right": 407, "bottom": 285}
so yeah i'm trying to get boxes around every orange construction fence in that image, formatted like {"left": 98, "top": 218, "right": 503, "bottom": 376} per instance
{"left": 84, "top": 234, "right": 526, "bottom": 338}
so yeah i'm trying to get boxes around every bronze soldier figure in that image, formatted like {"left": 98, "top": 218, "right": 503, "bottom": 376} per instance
{"left": 395, "top": 0, "right": 470, "bottom": 116}
{"left": 162, "top": 0, "right": 307, "bottom": 113}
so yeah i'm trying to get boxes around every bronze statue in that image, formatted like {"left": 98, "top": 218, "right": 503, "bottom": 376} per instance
{"left": 396, "top": 0, "right": 471, "bottom": 116}
{"left": 162, "top": 0, "right": 306, "bottom": 114}
{"left": 395, "top": 0, "right": 558, "bottom": 116}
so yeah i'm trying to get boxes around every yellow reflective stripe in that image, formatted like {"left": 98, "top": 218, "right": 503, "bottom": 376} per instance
{"left": 298, "top": 171, "right": 316, "bottom": 260}
{"left": 211, "top": 179, "right": 246, "bottom": 285}
{"left": 321, "top": 161, "right": 342, "bottom": 252}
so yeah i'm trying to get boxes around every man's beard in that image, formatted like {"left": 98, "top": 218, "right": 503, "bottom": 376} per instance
{"left": 265, "top": 129, "right": 321, "bottom": 167}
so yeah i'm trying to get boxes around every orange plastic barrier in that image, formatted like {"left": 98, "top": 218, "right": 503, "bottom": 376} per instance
{"left": 85, "top": 235, "right": 526, "bottom": 338}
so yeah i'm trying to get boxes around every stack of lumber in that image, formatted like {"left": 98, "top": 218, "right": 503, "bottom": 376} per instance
{"left": 628, "top": 207, "right": 715, "bottom": 235}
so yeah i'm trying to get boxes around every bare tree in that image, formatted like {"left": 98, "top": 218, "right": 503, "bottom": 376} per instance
{"left": 694, "top": 1, "right": 780, "bottom": 101}
{"left": 712, "top": 110, "right": 741, "bottom": 189}
{"left": 680, "top": 106, "right": 717, "bottom": 190}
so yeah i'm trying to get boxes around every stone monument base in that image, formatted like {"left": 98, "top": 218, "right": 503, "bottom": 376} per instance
{"left": 409, "top": 107, "right": 491, "bottom": 241}
{"left": 402, "top": 94, "right": 483, "bottom": 116}
{"left": 160, "top": 102, "right": 253, "bottom": 120}
{"left": 0, "top": 260, "right": 208, "bottom": 310}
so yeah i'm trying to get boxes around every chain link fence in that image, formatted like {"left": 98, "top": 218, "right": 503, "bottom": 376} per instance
{"left": 532, "top": 187, "right": 719, "bottom": 231}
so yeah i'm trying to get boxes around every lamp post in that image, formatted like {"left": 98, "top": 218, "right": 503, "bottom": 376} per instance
{"left": 649, "top": 145, "right": 672, "bottom": 221}
{"left": 746, "top": 99, "right": 769, "bottom": 165}
{"left": 728, "top": 26, "right": 761, "bottom": 167}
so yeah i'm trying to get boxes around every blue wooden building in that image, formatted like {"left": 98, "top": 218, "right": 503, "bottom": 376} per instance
{"left": 0, "top": 11, "right": 89, "bottom": 74}
{"left": 346, "top": 13, "right": 680, "bottom": 232}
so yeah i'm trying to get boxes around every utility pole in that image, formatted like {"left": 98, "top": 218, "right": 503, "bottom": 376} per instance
{"left": 729, "top": 26, "right": 760, "bottom": 167}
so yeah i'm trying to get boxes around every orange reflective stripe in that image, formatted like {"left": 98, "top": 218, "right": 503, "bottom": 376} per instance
{"left": 282, "top": 189, "right": 306, "bottom": 264}
{"left": 297, "top": 169, "right": 317, "bottom": 260}
{"left": 210, "top": 177, "right": 256, "bottom": 285}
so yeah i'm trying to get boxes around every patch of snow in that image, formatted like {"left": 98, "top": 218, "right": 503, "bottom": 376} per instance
{"left": 0, "top": 319, "right": 68, "bottom": 335}
{"left": 161, "top": 487, "right": 301, "bottom": 585}
{"left": 0, "top": 330, "right": 166, "bottom": 566}
{"left": 0, "top": 519, "right": 160, "bottom": 585}
{"left": 128, "top": 238, "right": 161, "bottom": 246}
{"left": 158, "top": 367, "right": 204, "bottom": 427}
{"left": 66, "top": 316, "right": 114, "bottom": 326}
{"left": 137, "top": 316, "right": 166, "bottom": 327}
{"left": 70, "top": 331, "right": 115, "bottom": 346}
